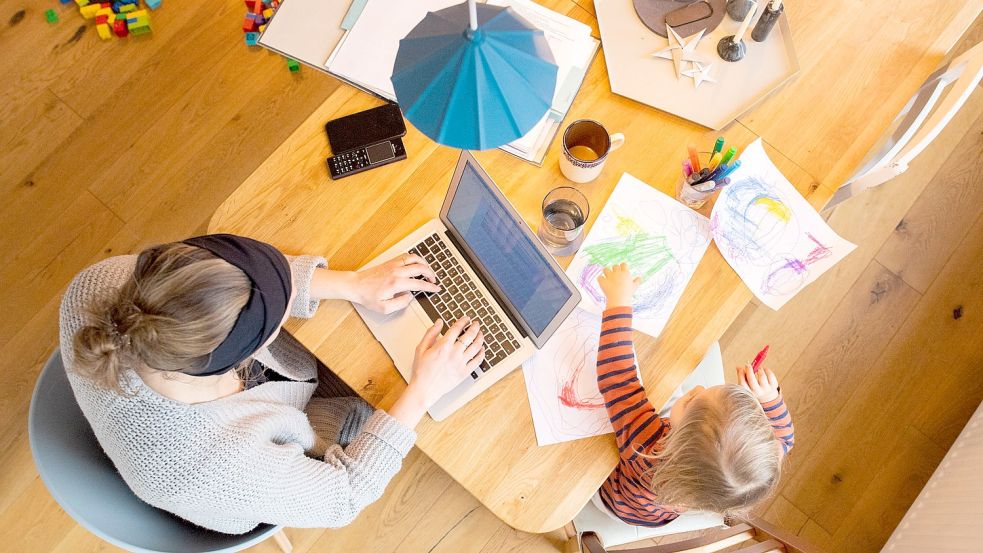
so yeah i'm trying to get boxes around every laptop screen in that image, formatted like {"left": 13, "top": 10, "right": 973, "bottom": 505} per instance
{"left": 445, "top": 162, "right": 574, "bottom": 337}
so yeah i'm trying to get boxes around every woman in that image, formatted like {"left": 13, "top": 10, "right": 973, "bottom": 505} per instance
{"left": 59, "top": 234, "right": 485, "bottom": 534}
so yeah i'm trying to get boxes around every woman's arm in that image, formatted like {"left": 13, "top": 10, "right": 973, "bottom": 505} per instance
{"left": 294, "top": 253, "right": 441, "bottom": 315}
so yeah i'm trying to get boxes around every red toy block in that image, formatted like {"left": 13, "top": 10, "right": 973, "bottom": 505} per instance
{"left": 113, "top": 17, "right": 128, "bottom": 37}
{"left": 96, "top": 14, "right": 109, "bottom": 24}
{"left": 242, "top": 15, "right": 257, "bottom": 32}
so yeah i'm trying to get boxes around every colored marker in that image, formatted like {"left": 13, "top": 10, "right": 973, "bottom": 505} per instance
{"left": 708, "top": 151, "right": 723, "bottom": 170}
{"left": 683, "top": 159, "right": 693, "bottom": 177}
{"left": 708, "top": 162, "right": 728, "bottom": 181}
{"left": 720, "top": 146, "right": 738, "bottom": 165}
{"left": 751, "top": 345, "right": 770, "bottom": 373}
{"left": 688, "top": 146, "right": 701, "bottom": 172}
{"left": 720, "top": 159, "right": 742, "bottom": 179}
{"left": 712, "top": 136, "right": 725, "bottom": 157}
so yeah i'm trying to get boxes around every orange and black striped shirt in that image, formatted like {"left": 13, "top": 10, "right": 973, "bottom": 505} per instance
{"left": 596, "top": 306, "right": 795, "bottom": 526}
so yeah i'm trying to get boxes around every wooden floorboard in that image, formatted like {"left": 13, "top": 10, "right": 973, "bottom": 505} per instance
{"left": 1, "top": 3, "right": 981, "bottom": 552}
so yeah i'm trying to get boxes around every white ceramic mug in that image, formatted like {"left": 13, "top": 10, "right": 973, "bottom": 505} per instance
{"left": 559, "top": 120, "right": 625, "bottom": 183}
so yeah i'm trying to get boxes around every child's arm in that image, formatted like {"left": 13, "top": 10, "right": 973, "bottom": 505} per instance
{"left": 738, "top": 364, "right": 795, "bottom": 454}
{"left": 596, "top": 264, "right": 669, "bottom": 465}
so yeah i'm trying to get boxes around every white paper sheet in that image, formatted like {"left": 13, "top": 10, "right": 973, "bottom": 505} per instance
{"left": 566, "top": 173, "right": 713, "bottom": 338}
{"left": 521, "top": 308, "right": 614, "bottom": 446}
{"left": 710, "top": 140, "right": 857, "bottom": 310}
{"left": 325, "top": 0, "right": 461, "bottom": 99}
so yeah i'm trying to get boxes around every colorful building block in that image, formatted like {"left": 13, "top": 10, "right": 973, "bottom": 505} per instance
{"left": 75, "top": 0, "right": 90, "bottom": 7}
{"left": 245, "top": 32, "right": 259, "bottom": 46}
{"left": 96, "top": 22, "right": 112, "bottom": 39}
{"left": 129, "top": 24, "right": 151, "bottom": 35}
{"left": 262, "top": 8, "right": 273, "bottom": 18}
{"left": 80, "top": 4, "right": 101, "bottom": 18}
{"left": 113, "top": 17, "right": 128, "bottom": 37}
{"left": 286, "top": 58, "right": 300, "bottom": 72}
{"left": 45, "top": 9, "right": 59, "bottom": 23}
{"left": 242, "top": 14, "right": 257, "bottom": 32}
{"left": 145, "top": 0, "right": 161, "bottom": 9}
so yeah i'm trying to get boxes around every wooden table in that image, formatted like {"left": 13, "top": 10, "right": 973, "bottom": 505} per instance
{"left": 209, "top": 0, "right": 982, "bottom": 534}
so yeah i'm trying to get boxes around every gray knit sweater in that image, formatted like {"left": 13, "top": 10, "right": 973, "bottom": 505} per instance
{"left": 58, "top": 254, "right": 417, "bottom": 534}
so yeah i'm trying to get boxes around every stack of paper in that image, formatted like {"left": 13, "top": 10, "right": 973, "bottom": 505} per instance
{"left": 325, "top": 0, "right": 599, "bottom": 165}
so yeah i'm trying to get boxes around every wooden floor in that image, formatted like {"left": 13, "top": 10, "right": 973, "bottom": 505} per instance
{"left": 1, "top": 2, "right": 980, "bottom": 552}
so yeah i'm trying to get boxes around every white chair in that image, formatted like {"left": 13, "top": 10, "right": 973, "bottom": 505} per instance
{"left": 568, "top": 516, "right": 820, "bottom": 553}
{"left": 826, "top": 40, "right": 983, "bottom": 209}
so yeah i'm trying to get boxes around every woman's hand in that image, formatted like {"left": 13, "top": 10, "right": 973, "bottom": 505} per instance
{"left": 388, "top": 318, "right": 485, "bottom": 428}
{"left": 347, "top": 253, "right": 440, "bottom": 314}
{"left": 597, "top": 263, "right": 642, "bottom": 308}
{"left": 737, "top": 363, "right": 780, "bottom": 404}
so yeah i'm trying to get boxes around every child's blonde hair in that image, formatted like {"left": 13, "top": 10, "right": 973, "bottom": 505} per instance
{"left": 644, "top": 384, "right": 783, "bottom": 516}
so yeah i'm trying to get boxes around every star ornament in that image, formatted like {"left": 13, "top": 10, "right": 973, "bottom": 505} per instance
{"left": 652, "top": 25, "right": 706, "bottom": 78}
{"left": 682, "top": 61, "right": 717, "bottom": 88}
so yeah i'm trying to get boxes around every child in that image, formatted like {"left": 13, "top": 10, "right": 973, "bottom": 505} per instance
{"left": 593, "top": 263, "right": 794, "bottom": 526}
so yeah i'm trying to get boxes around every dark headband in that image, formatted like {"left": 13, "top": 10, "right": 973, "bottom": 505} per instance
{"left": 181, "top": 234, "right": 292, "bottom": 376}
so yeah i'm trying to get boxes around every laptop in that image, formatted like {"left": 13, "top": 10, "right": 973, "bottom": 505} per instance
{"left": 354, "top": 152, "right": 581, "bottom": 420}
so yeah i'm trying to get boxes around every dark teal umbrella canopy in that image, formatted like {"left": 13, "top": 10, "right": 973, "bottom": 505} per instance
{"left": 391, "top": 2, "right": 558, "bottom": 150}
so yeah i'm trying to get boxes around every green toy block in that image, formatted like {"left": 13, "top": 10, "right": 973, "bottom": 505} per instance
{"left": 45, "top": 9, "right": 59, "bottom": 23}
{"left": 286, "top": 58, "right": 300, "bottom": 72}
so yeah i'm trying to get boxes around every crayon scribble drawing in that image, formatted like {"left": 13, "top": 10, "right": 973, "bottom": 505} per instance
{"left": 567, "top": 173, "right": 713, "bottom": 338}
{"left": 710, "top": 140, "right": 856, "bottom": 310}
{"left": 522, "top": 308, "right": 617, "bottom": 446}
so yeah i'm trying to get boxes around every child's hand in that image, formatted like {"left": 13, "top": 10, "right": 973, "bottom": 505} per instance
{"left": 737, "top": 364, "right": 780, "bottom": 404}
{"left": 597, "top": 263, "right": 642, "bottom": 308}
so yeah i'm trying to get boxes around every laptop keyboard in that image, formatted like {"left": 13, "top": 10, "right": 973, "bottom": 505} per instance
{"left": 409, "top": 233, "right": 521, "bottom": 380}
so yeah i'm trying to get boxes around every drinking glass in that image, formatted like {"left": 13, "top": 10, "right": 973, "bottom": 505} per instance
{"left": 538, "top": 187, "right": 590, "bottom": 256}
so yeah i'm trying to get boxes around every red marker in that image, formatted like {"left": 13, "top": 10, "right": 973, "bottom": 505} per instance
{"left": 751, "top": 345, "right": 770, "bottom": 373}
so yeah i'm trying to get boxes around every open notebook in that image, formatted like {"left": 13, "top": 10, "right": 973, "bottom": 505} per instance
{"left": 322, "top": 0, "right": 599, "bottom": 165}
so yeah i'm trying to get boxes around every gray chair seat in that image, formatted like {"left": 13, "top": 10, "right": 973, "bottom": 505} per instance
{"left": 28, "top": 351, "right": 282, "bottom": 553}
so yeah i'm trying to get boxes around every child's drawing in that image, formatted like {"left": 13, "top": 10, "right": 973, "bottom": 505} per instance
{"left": 710, "top": 140, "right": 856, "bottom": 310}
{"left": 567, "top": 173, "right": 713, "bottom": 338}
{"left": 521, "top": 308, "right": 617, "bottom": 446}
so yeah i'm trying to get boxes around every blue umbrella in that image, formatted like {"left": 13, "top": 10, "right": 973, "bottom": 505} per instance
{"left": 391, "top": 0, "right": 558, "bottom": 150}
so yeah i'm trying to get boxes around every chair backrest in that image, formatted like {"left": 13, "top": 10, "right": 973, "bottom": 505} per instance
{"left": 826, "top": 40, "right": 983, "bottom": 209}
{"left": 579, "top": 516, "right": 820, "bottom": 553}
{"left": 27, "top": 351, "right": 280, "bottom": 553}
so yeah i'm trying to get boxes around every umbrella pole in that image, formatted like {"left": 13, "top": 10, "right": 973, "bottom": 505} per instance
{"left": 468, "top": 0, "right": 477, "bottom": 31}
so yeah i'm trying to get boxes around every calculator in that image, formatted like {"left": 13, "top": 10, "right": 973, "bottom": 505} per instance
{"left": 326, "top": 138, "right": 407, "bottom": 180}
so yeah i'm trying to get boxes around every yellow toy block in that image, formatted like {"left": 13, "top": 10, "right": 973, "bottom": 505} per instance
{"left": 96, "top": 23, "right": 112, "bottom": 40}
{"left": 119, "top": 3, "right": 137, "bottom": 13}
{"left": 263, "top": 8, "right": 273, "bottom": 18}
{"left": 75, "top": 0, "right": 90, "bottom": 7}
{"left": 96, "top": 7, "right": 114, "bottom": 17}
{"left": 79, "top": 4, "right": 101, "bottom": 18}
{"left": 258, "top": 24, "right": 267, "bottom": 32}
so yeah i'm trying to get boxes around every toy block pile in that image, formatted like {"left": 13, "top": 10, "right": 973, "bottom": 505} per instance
{"left": 242, "top": 0, "right": 277, "bottom": 36}
{"left": 242, "top": 0, "right": 298, "bottom": 73}
{"left": 70, "top": 0, "right": 160, "bottom": 40}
